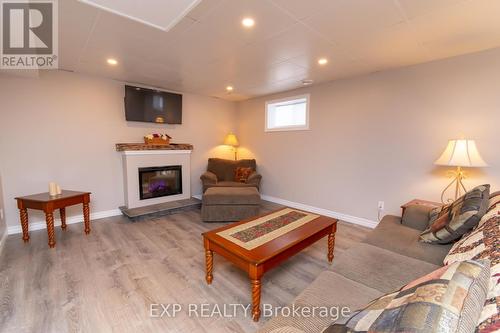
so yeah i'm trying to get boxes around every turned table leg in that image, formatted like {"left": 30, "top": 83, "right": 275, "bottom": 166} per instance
{"left": 205, "top": 249, "right": 213, "bottom": 284}
{"left": 20, "top": 208, "right": 29, "bottom": 243}
{"left": 328, "top": 232, "right": 335, "bottom": 263}
{"left": 251, "top": 279, "right": 262, "bottom": 322}
{"left": 60, "top": 208, "right": 67, "bottom": 230}
{"left": 46, "top": 211, "right": 56, "bottom": 248}
{"left": 83, "top": 203, "right": 91, "bottom": 234}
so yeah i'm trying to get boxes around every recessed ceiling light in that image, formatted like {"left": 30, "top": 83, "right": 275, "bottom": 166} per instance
{"left": 302, "top": 79, "right": 314, "bottom": 86}
{"left": 318, "top": 58, "right": 328, "bottom": 65}
{"left": 242, "top": 17, "right": 255, "bottom": 28}
{"left": 107, "top": 58, "right": 118, "bottom": 65}
{"left": 226, "top": 86, "right": 234, "bottom": 92}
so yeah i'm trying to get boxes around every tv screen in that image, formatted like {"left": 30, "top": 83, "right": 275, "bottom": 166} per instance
{"left": 124, "top": 85, "right": 182, "bottom": 124}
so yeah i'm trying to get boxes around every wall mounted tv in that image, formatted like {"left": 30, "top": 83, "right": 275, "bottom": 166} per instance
{"left": 124, "top": 85, "right": 182, "bottom": 124}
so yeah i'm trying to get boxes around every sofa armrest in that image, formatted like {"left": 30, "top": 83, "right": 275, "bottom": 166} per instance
{"left": 246, "top": 172, "right": 262, "bottom": 188}
{"left": 200, "top": 171, "right": 218, "bottom": 184}
{"left": 401, "top": 205, "right": 436, "bottom": 231}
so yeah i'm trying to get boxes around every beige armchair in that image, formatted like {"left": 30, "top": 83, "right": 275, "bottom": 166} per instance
{"left": 200, "top": 158, "right": 262, "bottom": 193}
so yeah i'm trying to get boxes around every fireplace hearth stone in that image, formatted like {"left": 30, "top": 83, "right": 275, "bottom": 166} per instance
{"left": 119, "top": 197, "right": 201, "bottom": 221}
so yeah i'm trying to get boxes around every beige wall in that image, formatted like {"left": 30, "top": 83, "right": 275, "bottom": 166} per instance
{"left": 0, "top": 174, "right": 6, "bottom": 238}
{"left": 0, "top": 70, "right": 236, "bottom": 229}
{"left": 237, "top": 48, "right": 500, "bottom": 223}
{"left": 2, "top": 48, "right": 500, "bottom": 230}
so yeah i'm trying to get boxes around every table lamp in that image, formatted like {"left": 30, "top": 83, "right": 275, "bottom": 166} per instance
{"left": 434, "top": 139, "right": 487, "bottom": 203}
{"left": 224, "top": 133, "right": 239, "bottom": 160}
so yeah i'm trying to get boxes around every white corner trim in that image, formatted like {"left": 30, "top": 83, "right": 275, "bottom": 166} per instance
{"left": 7, "top": 208, "right": 122, "bottom": 235}
{"left": 0, "top": 229, "right": 7, "bottom": 257}
{"left": 261, "top": 195, "right": 378, "bottom": 229}
{"left": 122, "top": 150, "right": 192, "bottom": 156}
{"left": 192, "top": 194, "right": 202, "bottom": 200}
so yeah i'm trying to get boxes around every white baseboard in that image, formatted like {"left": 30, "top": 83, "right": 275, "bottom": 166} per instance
{"left": 261, "top": 194, "right": 378, "bottom": 229}
{"left": 168, "top": 193, "right": 377, "bottom": 228}
{"left": 7, "top": 209, "right": 122, "bottom": 235}
{"left": 194, "top": 192, "right": 377, "bottom": 228}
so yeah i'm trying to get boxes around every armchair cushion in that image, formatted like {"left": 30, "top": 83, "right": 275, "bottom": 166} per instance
{"left": 207, "top": 158, "right": 256, "bottom": 181}
{"left": 246, "top": 171, "right": 262, "bottom": 187}
{"left": 202, "top": 181, "right": 258, "bottom": 193}
{"left": 202, "top": 158, "right": 261, "bottom": 192}
{"left": 207, "top": 158, "right": 235, "bottom": 181}
{"left": 200, "top": 171, "right": 217, "bottom": 183}
{"left": 211, "top": 181, "right": 256, "bottom": 188}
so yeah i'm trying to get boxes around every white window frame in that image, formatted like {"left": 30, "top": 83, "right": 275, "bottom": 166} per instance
{"left": 265, "top": 94, "right": 310, "bottom": 132}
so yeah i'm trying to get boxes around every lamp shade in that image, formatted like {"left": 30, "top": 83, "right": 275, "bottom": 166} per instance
{"left": 435, "top": 139, "right": 487, "bottom": 167}
{"left": 223, "top": 133, "right": 239, "bottom": 147}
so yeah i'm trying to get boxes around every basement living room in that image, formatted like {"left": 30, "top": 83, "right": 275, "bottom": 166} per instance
{"left": 0, "top": 0, "right": 499, "bottom": 332}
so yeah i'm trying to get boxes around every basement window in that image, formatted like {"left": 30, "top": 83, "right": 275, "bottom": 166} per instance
{"left": 265, "top": 94, "right": 309, "bottom": 132}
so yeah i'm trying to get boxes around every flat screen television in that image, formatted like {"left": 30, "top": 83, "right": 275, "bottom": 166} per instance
{"left": 124, "top": 85, "right": 182, "bottom": 124}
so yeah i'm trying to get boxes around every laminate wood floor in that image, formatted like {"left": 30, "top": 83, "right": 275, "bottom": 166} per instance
{"left": 0, "top": 201, "right": 370, "bottom": 333}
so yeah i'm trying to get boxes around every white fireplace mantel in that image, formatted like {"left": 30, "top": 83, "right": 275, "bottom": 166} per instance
{"left": 121, "top": 150, "right": 192, "bottom": 156}
{"left": 119, "top": 147, "right": 192, "bottom": 209}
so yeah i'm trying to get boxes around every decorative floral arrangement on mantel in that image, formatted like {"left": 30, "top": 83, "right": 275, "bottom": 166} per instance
{"left": 144, "top": 133, "right": 172, "bottom": 145}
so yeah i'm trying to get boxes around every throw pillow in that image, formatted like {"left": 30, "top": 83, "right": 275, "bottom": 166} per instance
{"left": 427, "top": 204, "right": 451, "bottom": 228}
{"left": 420, "top": 184, "right": 490, "bottom": 244}
{"left": 444, "top": 214, "right": 500, "bottom": 333}
{"left": 234, "top": 167, "right": 253, "bottom": 183}
{"left": 322, "top": 260, "right": 490, "bottom": 333}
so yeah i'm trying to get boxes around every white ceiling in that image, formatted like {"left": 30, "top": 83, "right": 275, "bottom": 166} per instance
{"left": 77, "top": 0, "right": 201, "bottom": 31}
{"left": 58, "top": 0, "right": 500, "bottom": 101}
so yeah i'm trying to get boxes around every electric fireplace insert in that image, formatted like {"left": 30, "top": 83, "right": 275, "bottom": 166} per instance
{"left": 138, "top": 165, "right": 182, "bottom": 200}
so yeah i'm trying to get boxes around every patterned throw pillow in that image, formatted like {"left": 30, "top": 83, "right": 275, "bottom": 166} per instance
{"left": 427, "top": 204, "right": 451, "bottom": 228}
{"left": 444, "top": 211, "right": 500, "bottom": 333}
{"left": 477, "top": 191, "right": 500, "bottom": 230}
{"left": 322, "top": 260, "right": 490, "bottom": 333}
{"left": 234, "top": 167, "right": 253, "bottom": 183}
{"left": 420, "top": 184, "right": 490, "bottom": 244}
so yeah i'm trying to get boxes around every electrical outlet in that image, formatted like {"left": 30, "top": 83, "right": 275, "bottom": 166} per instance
{"left": 378, "top": 201, "right": 385, "bottom": 211}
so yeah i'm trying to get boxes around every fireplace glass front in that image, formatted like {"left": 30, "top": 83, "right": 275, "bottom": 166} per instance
{"left": 138, "top": 165, "right": 182, "bottom": 200}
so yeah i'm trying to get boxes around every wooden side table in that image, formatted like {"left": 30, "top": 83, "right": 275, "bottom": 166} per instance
{"left": 15, "top": 190, "right": 91, "bottom": 248}
{"left": 401, "top": 199, "right": 442, "bottom": 217}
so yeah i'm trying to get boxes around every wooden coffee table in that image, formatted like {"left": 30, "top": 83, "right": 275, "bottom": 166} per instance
{"left": 202, "top": 208, "right": 337, "bottom": 321}
{"left": 15, "top": 190, "right": 91, "bottom": 248}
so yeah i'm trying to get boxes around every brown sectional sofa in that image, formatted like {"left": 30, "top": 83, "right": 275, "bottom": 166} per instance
{"left": 258, "top": 208, "right": 452, "bottom": 332}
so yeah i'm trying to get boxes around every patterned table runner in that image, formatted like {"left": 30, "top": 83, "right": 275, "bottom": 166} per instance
{"left": 217, "top": 208, "right": 320, "bottom": 250}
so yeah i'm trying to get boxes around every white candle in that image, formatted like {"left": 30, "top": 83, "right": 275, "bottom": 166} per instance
{"left": 49, "top": 182, "right": 57, "bottom": 196}
{"left": 56, "top": 185, "right": 62, "bottom": 195}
